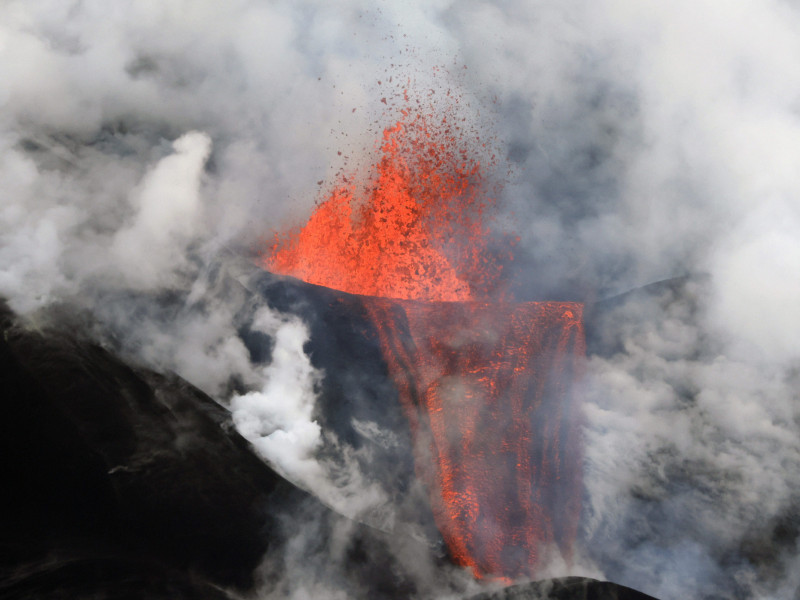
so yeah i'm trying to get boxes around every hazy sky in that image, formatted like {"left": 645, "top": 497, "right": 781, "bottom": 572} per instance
{"left": 2, "top": 2, "right": 799, "bottom": 598}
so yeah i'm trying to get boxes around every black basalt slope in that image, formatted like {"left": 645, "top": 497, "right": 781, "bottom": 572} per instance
{"left": 0, "top": 264, "right": 681, "bottom": 599}
{"left": 0, "top": 300, "right": 284, "bottom": 592}
{"left": 469, "top": 576, "right": 659, "bottom": 600}
{"left": 0, "top": 300, "right": 436, "bottom": 599}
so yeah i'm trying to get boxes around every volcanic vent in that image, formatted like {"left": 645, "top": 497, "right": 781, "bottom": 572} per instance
{"left": 264, "top": 103, "right": 586, "bottom": 580}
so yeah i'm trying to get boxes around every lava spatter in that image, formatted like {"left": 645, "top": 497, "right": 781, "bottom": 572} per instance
{"left": 265, "top": 105, "right": 503, "bottom": 302}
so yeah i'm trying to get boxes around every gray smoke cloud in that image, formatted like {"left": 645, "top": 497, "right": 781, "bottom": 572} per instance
{"left": 442, "top": 3, "right": 800, "bottom": 597}
{"left": 2, "top": 1, "right": 800, "bottom": 598}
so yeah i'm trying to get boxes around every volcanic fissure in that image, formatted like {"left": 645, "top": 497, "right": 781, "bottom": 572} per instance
{"left": 263, "top": 103, "right": 586, "bottom": 580}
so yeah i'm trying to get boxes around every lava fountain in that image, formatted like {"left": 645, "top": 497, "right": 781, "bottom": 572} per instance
{"left": 263, "top": 103, "right": 585, "bottom": 580}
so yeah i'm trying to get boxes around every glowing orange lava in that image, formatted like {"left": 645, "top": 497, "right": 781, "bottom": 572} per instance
{"left": 263, "top": 97, "right": 585, "bottom": 580}
{"left": 265, "top": 109, "right": 504, "bottom": 302}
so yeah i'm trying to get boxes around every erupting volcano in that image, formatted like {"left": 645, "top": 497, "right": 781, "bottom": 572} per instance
{"left": 264, "top": 99, "right": 586, "bottom": 580}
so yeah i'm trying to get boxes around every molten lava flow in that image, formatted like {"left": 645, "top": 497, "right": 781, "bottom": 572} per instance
{"left": 263, "top": 95, "right": 585, "bottom": 580}
{"left": 365, "top": 299, "right": 585, "bottom": 580}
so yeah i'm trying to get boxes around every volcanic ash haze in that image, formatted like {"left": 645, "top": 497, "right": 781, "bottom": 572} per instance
{"left": 1, "top": 1, "right": 800, "bottom": 599}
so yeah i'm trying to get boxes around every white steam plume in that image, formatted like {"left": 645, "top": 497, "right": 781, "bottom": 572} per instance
{"left": 231, "top": 308, "right": 324, "bottom": 484}
{"left": 111, "top": 131, "right": 211, "bottom": 289}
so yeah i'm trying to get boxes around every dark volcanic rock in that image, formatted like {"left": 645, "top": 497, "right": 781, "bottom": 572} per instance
{"left": 246, "top": 272, "right": 444, "bottom": 544}
{"left": 0, "top": 299, "right": 439, "bottom": 599}
{"left": 0, "top": 266, "right": 681, "bottom": 599}
{"left": 0, "top": 556, "right": 235, "bottom": 600}
{"left": 469, "top": 577, "right": 658, "bottom": 600}
{"left": 0, "top": 299, "right": 283, "bottom": 591}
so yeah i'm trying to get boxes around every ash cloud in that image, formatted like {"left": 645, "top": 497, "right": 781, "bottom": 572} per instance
{"left": 2, "top": 1, "right": 800, "bottom": 598}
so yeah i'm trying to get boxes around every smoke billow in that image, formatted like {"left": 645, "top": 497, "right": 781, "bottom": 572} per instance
{"left": 230, "top": 308, "right": 325, "bottom": 488}
{"left": 2, "top": 1, "right": 800, "bottom": 598}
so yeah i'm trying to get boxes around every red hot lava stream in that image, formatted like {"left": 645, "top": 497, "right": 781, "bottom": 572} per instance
{"left": 263, "top": 102, "right": 585, "bottom": 580}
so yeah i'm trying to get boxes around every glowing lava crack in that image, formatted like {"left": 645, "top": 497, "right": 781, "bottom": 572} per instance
{"left": 263, "top": 103, "right": 585, "bottom": 580}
